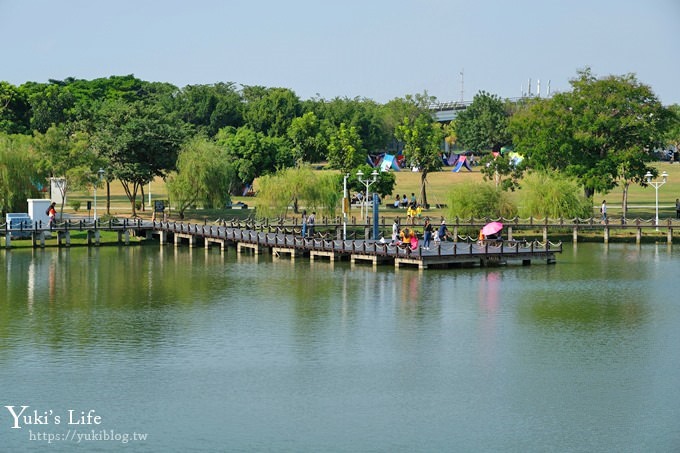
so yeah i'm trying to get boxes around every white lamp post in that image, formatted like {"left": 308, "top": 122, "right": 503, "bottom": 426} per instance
{"left": 645, "top": 170, "right": 668, "bottom": 231}
{"left": 342, "top": 173, "right": 349, "bottom": 240}
{"left": 94, "top": 168, "right": 105, "bottom": 221}
{"left": 356, "top": 169, "right": 379, "bottom": 221}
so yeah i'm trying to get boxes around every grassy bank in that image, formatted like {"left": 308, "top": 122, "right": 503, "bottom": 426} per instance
{"left": 57, "top": 162, "right": 680, "bottom": 225}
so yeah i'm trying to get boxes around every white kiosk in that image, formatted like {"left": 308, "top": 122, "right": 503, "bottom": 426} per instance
{"left": 28, "top": 199, "right": 52, "bottom": 228}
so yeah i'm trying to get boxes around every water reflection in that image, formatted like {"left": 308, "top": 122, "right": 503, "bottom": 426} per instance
{"left": 1, "top": 243, "right": 679, "bottom": 451}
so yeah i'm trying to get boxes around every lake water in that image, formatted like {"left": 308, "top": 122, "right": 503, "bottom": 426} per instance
{"left": 1, "top": 243, "right": 679, "bottom": 452}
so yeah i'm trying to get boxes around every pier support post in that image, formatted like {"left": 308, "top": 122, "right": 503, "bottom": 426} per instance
{"left": 543, "top": 227, "right": 548, "bottom": 243}
{"left": 87, "top": 230, "right": 101, "bottom": 246}
{"left": 4, "top": 233, "right": 10, "bottom": 249}
{"left": 572, "top": 226, "right": 578, "bottom": 244}
{"left": 667, "top": 227, "right": 673, "bottom": 244}
{"left": 603, "top": 226, "right": 609, "bottom": 244}
{"left": 507, "top": 226, "right": 513, "bottom": 241}
{"left": 58, "top": 231, "right": 71, "bottom": 247}
{"left": 118, "top": 230, "right": 130, "bottom": 245}
{"left": 636, "top": 228, "right": 642, "bottom": 244}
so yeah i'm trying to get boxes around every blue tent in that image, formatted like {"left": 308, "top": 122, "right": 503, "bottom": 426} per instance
{"left": 380, "top": 154, "right": 401, "bottom": 171}
{"left": 452, "top": 156, "right": 472, "bottom": 172}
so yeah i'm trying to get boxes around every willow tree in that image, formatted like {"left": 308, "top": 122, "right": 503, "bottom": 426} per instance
{"left": 0, "top": 133, "right": 42, "bottom": 214}
{"left": 254, "top": 166, "right": 341, "bottom": 219}
{"left": 166, "top": 137, "right": 236, "bottom": 219}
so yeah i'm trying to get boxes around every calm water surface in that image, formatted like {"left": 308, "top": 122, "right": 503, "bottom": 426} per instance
{"left": 1, "top": 243, "right": 679, "bottom": 452}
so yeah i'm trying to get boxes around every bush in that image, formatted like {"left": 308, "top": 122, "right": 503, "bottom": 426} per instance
{"left": 518, "top": 172, "right": 592, "bottom": 218}
{"left": 69, "top": 200, "right": 81, "bottom": 212}
{"left": 445, "top": 182, "right": 517, "bottom": 219}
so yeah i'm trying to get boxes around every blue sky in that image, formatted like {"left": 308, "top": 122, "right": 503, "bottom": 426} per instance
{"left": 2, "top": 0, "right": 679, "bottom": 105}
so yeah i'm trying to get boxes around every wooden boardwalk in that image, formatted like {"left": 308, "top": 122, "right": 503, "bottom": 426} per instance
{"left": 151, "top": 221, "right": 561, "bottom": 270}
{"left": 1, "top": 218, "right": 561, "bottom": 269}
{"left": 1, "top": 218, "right": 145, "bottom": 248}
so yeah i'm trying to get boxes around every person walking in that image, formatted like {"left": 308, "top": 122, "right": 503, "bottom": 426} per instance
{"left": 676, "top": 198, "right": 680, "bottom": 219}
{"left": 307, "top": 212, "right": 316, "bottom": 238}
{"left": 391, "top": 218, "right": 399, "bottom": 244}
{"left": 301, "top": 210, "right": 307, "bottom": 238}
{"left": 423, "top": 218, "right": 433, "bottom": 250}
{"left": 438, "top": 219, "right": 450, "bottom": 242}
{"left": 47, "top": 202, "right": 57, "bottom": 228}
{"left": 600, "top": 200, "right": 607, "bottom": 222}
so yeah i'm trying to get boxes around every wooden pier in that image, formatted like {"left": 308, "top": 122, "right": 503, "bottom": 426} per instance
{"left": 149, "top": 221, "right": 561, "bottom": 270}
{"left": 1, "top": 217, "right": 562, "bottom": 269}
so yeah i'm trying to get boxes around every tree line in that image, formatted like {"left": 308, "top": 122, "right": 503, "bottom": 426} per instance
{"left": 1, "top": 68, "right": 678, "bottom": 220}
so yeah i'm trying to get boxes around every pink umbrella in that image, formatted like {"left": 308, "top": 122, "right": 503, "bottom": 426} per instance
{"left": 481, "top": 221, "right": 503, "bottom": 236}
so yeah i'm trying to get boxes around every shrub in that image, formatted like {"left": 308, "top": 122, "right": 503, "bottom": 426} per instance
{"left": 445, "top": 182, "right": 517, "bottom": 219}
{"left": 518, "top": 171, "right": 592, "bottom": 219}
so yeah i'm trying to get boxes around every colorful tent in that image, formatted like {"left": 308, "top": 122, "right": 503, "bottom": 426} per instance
{"left": 452, "top": 155, "right": 472, "bottom": 172}
{"left": 380, "top": 154, "right": 401, "bottom": 171}
{"left": 447, "top": 153, "right": 460, "bottom": 166}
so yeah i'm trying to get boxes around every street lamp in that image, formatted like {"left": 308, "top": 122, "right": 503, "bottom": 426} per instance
{"left": 356, "top": 169, "right": 379, "bottom": 221}
{"left": 94, "top": 168, "right": 105, "bottom": 221}
{"left": 645, "top": 170, "right": 668, "bottom": 230}
{"left": 342, "top": 173, "right": 349, "bottom": 240}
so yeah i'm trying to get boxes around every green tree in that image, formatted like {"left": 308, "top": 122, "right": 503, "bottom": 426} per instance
{"left": 665, "top": 104, "right": 680, "bottom": 154}
{"left": 382, "top": 92, "right": 435, "bottom": 133}
{"left": 93, "top": 100, "right": 184, "bottom": 216}
{"left": 242, "top": 86, "right": 301, "bottom": 137}
{"left": 326, "top": 123, "right": 366, "bottom": 173}
{"left": 345, "top": 164, "right": 396, "bottom": 200}
{"left": 478, "top": 152, "right": 525, "bottom": 191}
{"left": 456, "top": 91, "right": 511, "bottom": 153}
{"left": 166, "top": 137, "right": 236, "bottom": 219}
{"left": 0, "top": 133, "right": 42, "bottom": 214}
{"left": 216, "top": 126, "right": 289, "bottom": 190}
{"left": 510, "top": 68, "right": 673, "bottom": 217}
{"left": 22, "top": 81, "right": 76, "bottom": 133}
{"left": 395, "top": 113, "right": 444, "bottom": 207}
{"left": 309, "top": 96, "right": 390, "bottom": 154}
{"left": 287, "top": 111, "right": 326, "bottom": 164}
{"left": 0, "top": 82, "right": 31, "bottom": 135}
{"left": 254, "top": 166, "right": 341, "bottom": 219}
{"left": 33, "top": 124, "right": 97, "bottom": 217}
{"left": 171, "top": 82, "right": 244, "bottom": 137}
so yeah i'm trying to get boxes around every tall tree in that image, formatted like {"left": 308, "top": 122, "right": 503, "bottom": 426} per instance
{"left": 216, "top": 126, "right": 289, "bottom": 190}
{"left": 33, "top": 124, "right": 97, "bottom": 217}
{"left": 287, "top": 111, "right": 326, "bottom": 164}
{"left": 166, "top": 137, "right": 236, "bottom": 219}
{"left": 0, "top": 133, "right": 42, "bottom": 214}
{"left": 242, "top": 86, "right": 301, "bottom": 137}
{"left": 0, "top": 82, "right": 31, "bottom": 135}
{"left": 510, "top": 68, "right": 673, "bottom": 216}
{"left": 22, "top": 81, "right": 76, "bottom": 133}
{"left": 455, "top": 91, "right": 511, "bottom": 153}
{"left": 395, "top": 113, "right": 444, "bottom": 207}
{"left": 326, "top": 123, "right": 365, "bottom": 174}
{"left": 171, "top": 82, "right": 244, "bottom": 137}
{"left": 93, "top": 100, "right": 184, "bottom": 216}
